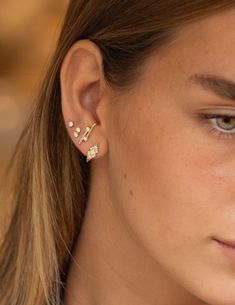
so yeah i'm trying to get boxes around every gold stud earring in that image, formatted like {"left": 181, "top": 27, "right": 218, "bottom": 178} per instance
{"left": 73, "top": 127, "right": 81, "bottom": 138}
{"left": 68, "top": 121, "right": 74, "bottom": 128}
{"left": 86, "top": 144, "right": 99, "bottom": 162}
{"left": 79, "top": 122, "right": 97, "bottom": 145}
{"left": 68, "top": 121, "right": 81, "bottom": 138}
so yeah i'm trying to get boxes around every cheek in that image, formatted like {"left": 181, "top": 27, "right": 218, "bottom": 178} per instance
{"left": 116, "top": 128, "right": 194, "bottom": 250}
{"left": 129, "top": 145, "right": 198, "bottom": 241}
{"left": 109, "top": 90, "right": 234, "bottom": 257}
{"left": 117, "top": 114, "right": 220, "bottom": 255}
{"left": 108, "top": 97, "right": 235, "bottom": 304}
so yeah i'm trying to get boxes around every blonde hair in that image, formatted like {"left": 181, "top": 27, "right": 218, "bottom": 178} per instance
{"left": 1, "top": 1, "right": 235, "bottom": 305}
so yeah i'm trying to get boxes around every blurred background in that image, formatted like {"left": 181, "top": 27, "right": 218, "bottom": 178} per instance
{"left": 0, "top": 0, "right": 68, "bottom": 182}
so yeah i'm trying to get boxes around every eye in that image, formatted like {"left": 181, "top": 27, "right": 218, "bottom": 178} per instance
{"left": 213, "top": 115, "right": 235, "bottom": 131}
{"left": 200, "top": 113, "right": 235, "bottom": 140}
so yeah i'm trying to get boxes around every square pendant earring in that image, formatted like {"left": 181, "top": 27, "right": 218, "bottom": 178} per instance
{"left": 86, "top": 144, "right": 99, "bottom": 162}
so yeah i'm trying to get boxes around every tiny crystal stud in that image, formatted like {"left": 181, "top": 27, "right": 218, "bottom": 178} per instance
{"left": 68, "top": 121, "right": 74, "bottom": 128}
{"left": 86, "top": 144, "right": 99, "bottom": 162}
{"left": 74, "top": 131, "right": 79, "bottom": 138}
{"left": 73, "top": 127, "right": 81, "bottom": 138}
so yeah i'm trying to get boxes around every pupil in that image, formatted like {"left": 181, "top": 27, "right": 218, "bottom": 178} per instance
{"left": 223, "top": 117, "right": 231, "bottom": 123}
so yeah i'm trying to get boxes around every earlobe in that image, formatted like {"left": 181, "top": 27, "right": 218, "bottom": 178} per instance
{"left": 60, "top": 39, "right": 108, "bottom": 162}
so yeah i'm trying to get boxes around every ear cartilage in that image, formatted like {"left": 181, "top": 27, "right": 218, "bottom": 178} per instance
{"left": 78, "top": 123, "right": 97, "bottom": 145}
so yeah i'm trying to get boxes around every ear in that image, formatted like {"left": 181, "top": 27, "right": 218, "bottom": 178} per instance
{"left": 60, "top": 39, "right": 109, "bottom": 162}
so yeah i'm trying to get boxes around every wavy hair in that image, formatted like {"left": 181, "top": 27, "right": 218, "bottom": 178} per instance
{"left": 0, "top": 1, "right": 235, "bottom": 304}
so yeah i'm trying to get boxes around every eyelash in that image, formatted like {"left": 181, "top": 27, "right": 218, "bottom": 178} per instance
{"left": 200, "top": 113, "right": 235, "bottom": 140}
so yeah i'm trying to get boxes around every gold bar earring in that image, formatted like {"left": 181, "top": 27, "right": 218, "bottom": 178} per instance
{"left": 79, "top": 123, "right": 97, "bottom": 145}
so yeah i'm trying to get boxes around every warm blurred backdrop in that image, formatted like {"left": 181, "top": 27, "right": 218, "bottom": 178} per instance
{"left": 0, "top": 0, "right": 67, "bottom": 181}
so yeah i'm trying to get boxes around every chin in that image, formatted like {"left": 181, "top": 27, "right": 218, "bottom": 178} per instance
{"left": 192, "top": 282, "right": 235, "bottom": 305}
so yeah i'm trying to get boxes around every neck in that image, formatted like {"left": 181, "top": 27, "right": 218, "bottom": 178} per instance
{"left": 63, "top": 161, "right": 206, "bottom": 305}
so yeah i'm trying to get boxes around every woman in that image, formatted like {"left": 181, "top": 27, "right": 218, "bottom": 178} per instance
{"left": 1, "top": 1, "right": 235, "bottom": 304}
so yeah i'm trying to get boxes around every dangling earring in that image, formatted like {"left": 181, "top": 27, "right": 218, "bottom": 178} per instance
{"left": 86, "top": 143, "right": 99, "bottom": 162}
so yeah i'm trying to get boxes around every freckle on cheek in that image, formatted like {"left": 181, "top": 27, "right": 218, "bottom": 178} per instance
{"left": 123, "top": 173, "right": 134, "bottom": 196}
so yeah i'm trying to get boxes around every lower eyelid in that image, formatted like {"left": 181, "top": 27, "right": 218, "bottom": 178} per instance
{"left": 207, "top": 126, "right": 235, "bottom": 140}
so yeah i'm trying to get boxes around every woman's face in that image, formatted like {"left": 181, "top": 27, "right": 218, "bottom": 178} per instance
{"left": 106, "top": 7, "right": 235, "bottom": 305}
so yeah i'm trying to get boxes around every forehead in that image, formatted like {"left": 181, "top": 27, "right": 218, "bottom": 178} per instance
{"left": 140, "top": 7, "right": 235, "bottom": 93}
{"left": 164, "top": 7, "right": 235, "bottom": 75}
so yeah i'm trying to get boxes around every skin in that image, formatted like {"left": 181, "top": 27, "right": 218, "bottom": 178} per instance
{"left": 60, "top": 7, "right": 235, "bottom": 305}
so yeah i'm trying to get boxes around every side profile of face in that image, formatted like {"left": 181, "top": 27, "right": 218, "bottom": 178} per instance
{"left": 104, "top": 7, "right": 235, "bottom": 305}
{"left": 61, "top": 6, "right": 235, "bottom": 305}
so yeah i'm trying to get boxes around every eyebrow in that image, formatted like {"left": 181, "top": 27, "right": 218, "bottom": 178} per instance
{"left": 188, "top": 73, "right": 235, "bottom": 102}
